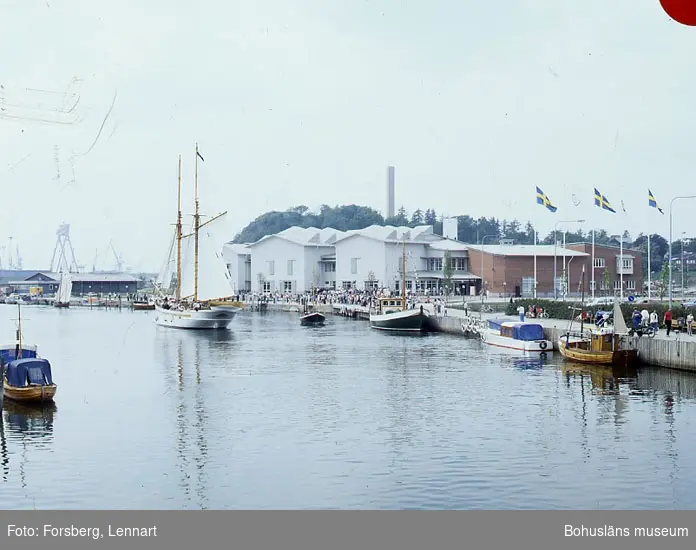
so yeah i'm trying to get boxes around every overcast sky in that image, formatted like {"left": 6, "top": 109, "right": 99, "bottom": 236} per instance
{"left": 0, "top": 0, "right": 694, "bottom": 272}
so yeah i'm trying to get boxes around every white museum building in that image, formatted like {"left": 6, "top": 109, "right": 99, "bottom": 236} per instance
{"left": 247, "top": 227, "right": 345, "bottom": 293}
{"left": 245, "top": 223, "right": 480, "bottom": 295}
{"left": 333, "top": 224, "right": 480, "bottom": 295}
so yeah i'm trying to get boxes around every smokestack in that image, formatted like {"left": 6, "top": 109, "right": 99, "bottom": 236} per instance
{"left": 386, "top": 166, "right": 395, "bottom": 219}
{"left": 443, "top": 217, "right": 458, "bottom": 240}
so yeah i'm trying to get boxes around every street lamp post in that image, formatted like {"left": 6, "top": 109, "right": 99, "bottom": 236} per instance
{"left": 682, "top": 232, "right": 687, "bottom": 301}
{"left": 554, "top": 219, "right": 585, "bottom": 300}
{"left": 480, "top": 234, "right": 498, "bottom": 311}
{"left": 669, "top": 195, "right": 696, "bottom": 310}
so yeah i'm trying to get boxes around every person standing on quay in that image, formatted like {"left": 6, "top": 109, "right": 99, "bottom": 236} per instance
{"left": 517, "top": 304, "right": 525, "bottom": 322}
{"left": 650, "top": 310, "right": 659, "bottom": 333}
{"left": 664, "top": 309, "right": 673, "bottom": 336}
{"left": 687, "top": 312, "right": 694, "bottom": 336}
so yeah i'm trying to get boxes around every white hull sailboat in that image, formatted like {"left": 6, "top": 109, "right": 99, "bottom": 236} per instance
{"left": 154, "top": 145, "right": 239, "bottom": 330}
{"left": 54, "top": 272, "right": 72, "bottom": 308}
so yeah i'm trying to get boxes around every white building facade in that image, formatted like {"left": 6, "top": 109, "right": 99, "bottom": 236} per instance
{"left": 221, "top": 243, "right": 252, "bottom": 293}
{"left": 247, "top": 227, "right": 343, "bottom": 293}
{"left": 333, "top": 225, "right": 480, "bottom": 294}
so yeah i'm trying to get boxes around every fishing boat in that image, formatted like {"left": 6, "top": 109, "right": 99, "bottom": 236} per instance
{"left": 54, "top": 272, "right": 72, "bottom": 308}
{"left": 299, "top": 301, "right": 326, "bottom": 326}
{"left": 1, "top": 304, "right": 57, "bottom": 404}
{"left": 153, "top": 145, "right": 239, "bottom": 330}
{"left": 131, "top": 297, "right": 155, "bottom": 311}
{"left": 557, "top": 268, "right": 638, "bottom": 367}
{"left": 369, "top": 241, "right": 438, "bottom": 333}
{"left": 480, "top": 319, "right": 552, "bottom": 352}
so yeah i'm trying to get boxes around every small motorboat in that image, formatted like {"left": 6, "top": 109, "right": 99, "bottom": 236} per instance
{"left": 1, "top": 303, "right": 57, "bottom": 404}
{"left": 300, "top": 311, "right": 326, "bottom": 326}
{"left": 3, "top": 358, "right": 57, "bottom": 403}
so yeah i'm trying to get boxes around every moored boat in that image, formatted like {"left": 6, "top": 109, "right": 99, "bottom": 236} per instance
{"left": 300, "top": 311, "right": 326, "bottom": 326}
{"left": 54, "top": 272, "right": 72, "bottom": 308}
{"left": 1, "top": 303, "right": 57, "bottom": 404}
{"left": 480, "top": 319, "right": 552, "bottom": 352}
{"left": 3, "top": 358, "right": 57, "bottom": 403}
{"left": 557, "top": 281, "right": 638, "bottom": 367}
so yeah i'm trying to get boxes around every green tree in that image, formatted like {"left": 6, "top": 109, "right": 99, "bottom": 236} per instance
{"left": 602, "top": 269, "right": 611, "bottom": 297}
{"left": 443, "top": 250, "right": 453, "bottom": 299}
{"left": 658, "top": 263, "right": 669, "bottom": 300}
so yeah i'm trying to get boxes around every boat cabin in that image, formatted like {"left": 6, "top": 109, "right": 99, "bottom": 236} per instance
{"left": 4, "top": 358, "right": 54, "bottom": 387}
{"left": 0, "top": 343, "right": 38, "bottom": 364}
{"left": 488, "top": 320, "right": 546, "bottom": 341}
{"left": 563, "top": 329, "right": 619, "bottom": 352}
{"left": 376, "top": 296, "right": 405, "bottom": 315}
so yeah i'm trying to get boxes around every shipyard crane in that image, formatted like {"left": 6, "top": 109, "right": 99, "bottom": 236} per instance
{"left": 109, "top": 240, "right": 124, "bottom": 272}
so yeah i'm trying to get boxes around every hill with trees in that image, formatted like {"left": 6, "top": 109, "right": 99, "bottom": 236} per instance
{"left": 232, "top": 204, "right": 692, "bottom": 276}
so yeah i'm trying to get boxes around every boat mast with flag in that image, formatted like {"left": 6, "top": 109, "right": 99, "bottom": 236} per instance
{"left": 153, "top": 144, "right": 239, "bottom": 330}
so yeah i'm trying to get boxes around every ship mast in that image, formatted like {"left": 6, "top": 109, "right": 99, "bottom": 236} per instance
{"left": 193, "top": 143, "right": 200, "bottom": 302}
{"left": 175, "top": 155, "right": 183, "bottom": 301}
{"left": 401, "top": 239, "right": 406, "bottom": 311}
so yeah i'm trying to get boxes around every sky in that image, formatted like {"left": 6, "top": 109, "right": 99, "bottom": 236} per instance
{"left": 0, "top": 0, "right": 695, "bottom": 272}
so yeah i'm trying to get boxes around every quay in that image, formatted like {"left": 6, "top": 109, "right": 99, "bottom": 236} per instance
{"left": 254, "top": 300, "right": 696, "bottom": 374}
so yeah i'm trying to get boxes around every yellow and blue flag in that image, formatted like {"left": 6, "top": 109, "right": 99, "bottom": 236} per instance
{"left": 536, "top": 186, "right": 557, "bottom": 213}
{"left": 648, "top": 189, "right": 664, "bottom": 214}
{"left": 593, "top": 188, "right": 616, "bottom": 213}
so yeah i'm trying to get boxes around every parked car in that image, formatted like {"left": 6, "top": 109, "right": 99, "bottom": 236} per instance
{"left": 682, "top": 300, "right": 696, "bottom": 308}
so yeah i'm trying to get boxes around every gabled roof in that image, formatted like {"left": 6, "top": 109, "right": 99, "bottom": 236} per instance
{"left": 248, "top": 226, "right": 346, "bottom": 248}
{"left": 223, "top": 243, "right": 252, "bottom": 255}
{"left": 334, "top": 224, "right": 437, "bottom": 244}
{"left": 466, "top": 244, "right": 589, "bottom": 257}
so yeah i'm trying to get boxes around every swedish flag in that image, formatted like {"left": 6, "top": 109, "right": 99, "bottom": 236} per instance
{"left": 536, "top": 186, "right": 557, "bottom": 213}
{"left": 648, "top": 189, "right": 664, "bottom": 214}
{"left": 593, "top": 188, "right": 616, "bottom": 213}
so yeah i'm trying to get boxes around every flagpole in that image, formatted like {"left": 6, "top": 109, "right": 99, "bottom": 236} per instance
{"left": 533, "top": 230, "right": 537, "bottom": 299}
{"left": 647, "top": 233, "right": 651, "bottom": 301}
{"left": 591, "top": 229, "right": 595, "bottom": 299}
{"left": 620, "top": 235, "right": 624, "bottom": 299}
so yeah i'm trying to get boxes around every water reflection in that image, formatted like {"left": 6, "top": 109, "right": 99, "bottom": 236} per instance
{"left": 0, "top": 414, "right": 8, "bottom": 482}
{"left": 2, "top": 401, "right": 57, "bottom": 439}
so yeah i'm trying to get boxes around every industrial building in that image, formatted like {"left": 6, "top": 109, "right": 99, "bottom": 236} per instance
{"left": 0, "top": 271, "right": 141, "bottom": 296}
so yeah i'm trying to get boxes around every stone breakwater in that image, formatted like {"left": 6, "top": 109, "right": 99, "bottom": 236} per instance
{"left": 246, "top": 301, "right": 696, "bottom": 373}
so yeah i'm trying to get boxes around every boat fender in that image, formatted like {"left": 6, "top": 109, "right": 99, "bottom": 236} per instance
{"left": 539, "top": 341, "right": 548, "bottom": 350}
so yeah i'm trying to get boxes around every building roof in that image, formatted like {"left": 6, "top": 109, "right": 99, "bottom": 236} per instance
{"left": 223, "top": 243, "right": 252, "bottom": 255}
{"left": 248, "top": 226, "right": 347, "bottom": 247}
{"left": 465, "top": 244, "right": 589, "bottom": 257}
{"left": 428, "top": 239, "right": 469, "bottom": 252}
{"left": 566, "top": 241, "right": 642, "bottom": 253}
{"left": 334, "top": 224, "right": 437, "bottom": 244}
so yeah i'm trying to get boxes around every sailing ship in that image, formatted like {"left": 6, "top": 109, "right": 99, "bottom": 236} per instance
{"left": 1, "top": 304, "right": 57, "bottom": 404}
{"left": 54, "top": 272, "right": 72, "bottom": 308}
{"left": 153, "top": 145, "right": 239, "bottom": 330}
{"left": 557, "top": 268, "right": 638, "bottom": 367}
{"left": 369, "top": 240, "right": 438, "bottom": 332}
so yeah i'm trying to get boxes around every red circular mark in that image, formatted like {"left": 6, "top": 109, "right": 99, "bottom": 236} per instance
{"left": 660, "top": 0, "right": 696, "bottom": 26}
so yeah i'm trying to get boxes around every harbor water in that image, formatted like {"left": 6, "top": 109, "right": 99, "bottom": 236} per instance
{"left": 2, "top": 307, "right": 696, "bottom": 509}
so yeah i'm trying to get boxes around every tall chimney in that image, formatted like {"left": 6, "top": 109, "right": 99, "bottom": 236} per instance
{"left": 387, "top": 166, "right": 395, "bottom": 219}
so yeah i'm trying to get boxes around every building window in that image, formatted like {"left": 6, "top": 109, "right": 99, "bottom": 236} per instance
{"left": 283, "top": 281, "right": 293, "bottom": 292}
{"left": 449, "top": 257, "right": 467, "bottom": 271}
{"left": 613, "top": 279, "right": 622, "bottom": 290}
{"left": 350, "top": 258, "right": 358, "bottom": 274}
{"left": 600, "top": 279, "right": 608, "bottom": 291}
{"left": 521, "top": 277, "right": 535, "bottom": 297}
{"left": 365, "top": 280, "right": 379, "bottom": 290}
{"left": 329, "top": 281, "right": 336, "bottom": 289}
{"left": 594, "top": 258, "right": 605, "bottom": 268}
{"left": 262, "top": 281, "right": 271, "bottom": 292}
{"left": 323, "top": 263, "right": 335, "bottom": 272}
{"left": 623, "top": 259, "right": 632, "bottom": 269}
{"left": 287, "top": 260, "right": 294, "bottom": 276}
{"left": 626, "top": 280, "right": 635, "bottom": 290}
{"left": 428, "top": 258, "right": 443, "bottom": 271}
{"left": 342, "top": 281, "right": 353, "bottom": 290}
{"left": 267, "top": 260, "right": 275, "bottom": 275}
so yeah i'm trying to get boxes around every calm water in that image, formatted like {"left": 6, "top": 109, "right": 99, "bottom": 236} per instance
{"left": 1, "top": 305, "right": 696, "bottom": 509}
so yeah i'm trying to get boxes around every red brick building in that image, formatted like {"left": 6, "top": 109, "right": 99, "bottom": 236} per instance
{"left": 565, "top": 242, "right": 644, "bottom": 297}
{"left": 466, "top": 243, "right": 589, "bottom": 298}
